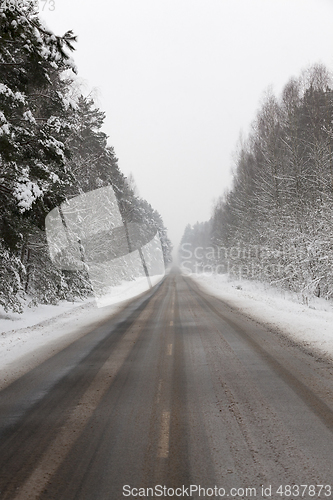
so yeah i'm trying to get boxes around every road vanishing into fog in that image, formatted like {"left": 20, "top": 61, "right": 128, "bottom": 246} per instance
{"left": 0, "top": 271, "right": 333, "bottom": 499}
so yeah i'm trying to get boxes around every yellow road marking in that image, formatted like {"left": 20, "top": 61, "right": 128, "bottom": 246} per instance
{"left": 158, "top": 411, "right": 170, "bottom": 458}
{"left": 156, "top": 379, "right": 163, "bottom": 404}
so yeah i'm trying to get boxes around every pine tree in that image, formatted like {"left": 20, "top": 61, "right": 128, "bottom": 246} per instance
{"left": 0, "top": 2, "right": 77, "bottom": 231}
{"left": 0, "top": 2, "right": 80, "bottom": 309}
{"left": 0, "top": 3, "right": 172, "bottom": 311}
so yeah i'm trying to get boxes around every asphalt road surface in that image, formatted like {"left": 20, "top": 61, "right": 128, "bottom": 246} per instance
{"left": 0, "top": 271, "right": 333, "bottom": 499}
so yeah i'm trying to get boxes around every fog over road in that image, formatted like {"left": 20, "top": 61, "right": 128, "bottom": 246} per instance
{"left": 0, "top": 271, "right": 333, "bottom": 499}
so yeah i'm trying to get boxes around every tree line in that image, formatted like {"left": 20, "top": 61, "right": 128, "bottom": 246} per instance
{"left": 0, "top": 2, "right": 172, "bottom": 312}
{"left": 180, "top": 64, "right": 333, "bottom": 301}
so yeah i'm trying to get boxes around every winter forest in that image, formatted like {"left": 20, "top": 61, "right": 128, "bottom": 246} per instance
{"left": 180, "top": 64, "right": 333, "bottom": 302}
{"left": 0, "top": 4, "right": 172, "bottom": 313}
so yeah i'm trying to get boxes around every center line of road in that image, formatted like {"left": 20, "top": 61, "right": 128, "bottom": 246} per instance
{"left": 169, "top": 320, "right": 173, "bottom": 326}
{"left": 156, "top": 379, "right": 163, "bottom": 404}
{"left": 158, "top": 410, "right": 170, "bottom": 458}
{"left": 167, "top": 344, "right": 173, "bottom": 355}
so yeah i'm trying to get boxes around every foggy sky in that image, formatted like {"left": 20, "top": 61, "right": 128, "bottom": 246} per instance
{"left": 40, "top": 0, "right": 333, "bottom": 253}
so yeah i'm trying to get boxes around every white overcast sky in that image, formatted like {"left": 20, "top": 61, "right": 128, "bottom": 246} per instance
{"left": 40, "top": 0, "right": 333, "bottom": 251}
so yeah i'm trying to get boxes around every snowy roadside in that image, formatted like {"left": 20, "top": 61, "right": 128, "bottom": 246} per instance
{"left": 190, "top": 273, "right": 333, "bottom": 362}
{"left": 0, "top": 275, "right": 164, "bottom": 391}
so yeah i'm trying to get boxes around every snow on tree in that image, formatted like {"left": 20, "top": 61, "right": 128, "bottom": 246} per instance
{"left": 206, "top": 64, "right": 333, "bottom": 301}
{"left": 0, "top": 2, "right": 78, "bottom": 232}
{"left": 0, "top": 3, "right": 172, "bottom": 311}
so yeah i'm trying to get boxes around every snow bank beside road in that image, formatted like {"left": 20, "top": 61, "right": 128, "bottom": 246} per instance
{"left": 190, "top": 273, "right": 333, "bottom": 362}
{"left": 0, "top": 299, "right": 124, "bottom": 391}
{"left": 0, "top": 298, "right": 94, "bottom": 334}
